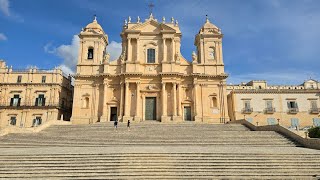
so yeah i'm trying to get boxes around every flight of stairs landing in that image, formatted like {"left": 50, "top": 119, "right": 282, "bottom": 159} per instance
{"left": 0, "top": 122, "right": 319, "bottom": 179}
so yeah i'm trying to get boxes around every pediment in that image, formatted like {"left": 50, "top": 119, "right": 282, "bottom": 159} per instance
{"left": 129, "top": 19, "right": 176, "bottom": 33}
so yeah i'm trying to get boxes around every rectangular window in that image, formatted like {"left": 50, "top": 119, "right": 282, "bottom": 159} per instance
{"left": 33, "top": 116, "right": 42, "bottom": 127}
{"left": 311, "top": 100, "right": 318, "bottom": 109}
{"left": 266, "top": 100, "right": 273, "bottom": 109}
{"left": 42, "top": 76, "right": 46, "bottom": 83}
{"left": 10, "top": 94, "right": 21, "bottom": 106}
{"left": 147, "top": 49, "right": 155, "bottom": 63}
{"left": 244, "top": 100, "right": 251, "bottom": 109}
{"left": 10, "top": 117, "right": 16, "bottom": 126}
{"left": 17, "top": 75, "right": 22, "bottom": 83}
{"left": 287, "top": 101, "right": 297, "bottom": 108}
{"left": 35, "top": 94, "right": 45, "bottom": 106}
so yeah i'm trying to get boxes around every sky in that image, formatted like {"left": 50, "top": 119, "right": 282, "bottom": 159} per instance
{"left": 0, "top": 0, "right": 320, "bottom": 85}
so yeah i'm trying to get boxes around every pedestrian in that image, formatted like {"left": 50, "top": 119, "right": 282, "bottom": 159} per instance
{"left": 127, "top": 120, "right": 130, "bottom": 131}
{"left": 114, "top": 119, "right": 118, "bottom": 130}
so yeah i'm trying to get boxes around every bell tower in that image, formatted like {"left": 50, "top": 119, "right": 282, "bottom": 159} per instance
{"left": 194, "top": 16, "right": 225, "bottom": 75}
{"left": 77, "top": 16, "right": 109, "bottom": 76}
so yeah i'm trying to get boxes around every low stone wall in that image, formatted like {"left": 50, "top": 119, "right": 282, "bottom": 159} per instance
{"left": 228, "top": 119, "right": 320, "bottom": 150}
{"left": 0, "top": 120, "right": 71, "bottom": 136}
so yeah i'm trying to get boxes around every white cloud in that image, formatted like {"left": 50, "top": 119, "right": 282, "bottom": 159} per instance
{"left": 0, "top": 0, "right": 10, "bottom": 16}
{"left": 0, "top": 33, "right": 7, "bottom": 41}
{"left": 45, "top": 36, "right": 122, "bottom": 74}
{"left": 58, "top": 64, "right": 74, "bottom": 76}
{"left": 44, "top": 35, "right": 79, "bottom": 74}
{"left": 107, "top": 41, "right": 122, "bottom": 61}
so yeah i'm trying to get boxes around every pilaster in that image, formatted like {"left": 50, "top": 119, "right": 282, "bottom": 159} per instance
{"left": 100, "top": 81, "right": 109, "bottom": 122}
{"left": 134, "top": 82, "right": 141, "bottom": 122}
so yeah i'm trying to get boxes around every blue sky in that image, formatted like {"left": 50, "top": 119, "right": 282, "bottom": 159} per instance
{"left": 0, "top": 0, "right": 320, "bottom": 85}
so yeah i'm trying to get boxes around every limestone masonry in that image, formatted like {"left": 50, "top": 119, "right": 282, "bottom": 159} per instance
{"left": 1, "top": 14, "right": 319, "bottom": 129}
{"left": 71, "top": 15, "right": 229, "bottom": 124}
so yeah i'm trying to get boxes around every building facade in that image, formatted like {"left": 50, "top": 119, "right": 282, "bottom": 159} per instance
{"left": 227, "top": 80, "right": 320, "bottom": 128}
{"left": 71, "top": 15, "right": 229, "bottom": 124}
{"left": 0, "top": 60, "right": 73, "bottom": 128}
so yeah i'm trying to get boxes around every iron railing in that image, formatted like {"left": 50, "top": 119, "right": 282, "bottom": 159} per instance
{"left": 242, "top": 108, "right": 253, "bottom": 114}
{"left": 309, "top": 108, "right": 320, "bottom": 114}
{"left": 264, "top": 107, "right": 276, "bottom": 114}
{"left": 0, "top": 101, "right": 71, "bottom": 111}
{"left": 288, "top": 108, "right": 299, "bottom": 114}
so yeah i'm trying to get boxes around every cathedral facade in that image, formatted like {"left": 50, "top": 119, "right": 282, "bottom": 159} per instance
{"left": 71, "top": 14, "right": 229, "bottom": 124}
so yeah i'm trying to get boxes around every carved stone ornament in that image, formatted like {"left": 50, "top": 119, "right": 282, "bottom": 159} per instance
{"left": 192, "top": 51, "right": 197, "bottom": 62}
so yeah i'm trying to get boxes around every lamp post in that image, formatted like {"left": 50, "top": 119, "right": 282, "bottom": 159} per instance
{"left": 256, "top": 122, "right": 259, "bottom": 126}
{"left": 244, "top": 115, "right": 246, "bottom": 121}
{"left": 277, "top": 118, "right": 280, "bottom": 125}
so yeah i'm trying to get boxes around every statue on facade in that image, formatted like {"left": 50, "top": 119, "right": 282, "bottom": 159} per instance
{"left": 175, "top": 52, "right": 180, "bottom": 63}
{"left": 137, "top": 16, "right": 140, "bottom": 23}
{"left": 192, "top": 51, "right": 197, "bottom": 62}
{"left": 128, "top": 16, "right": 131, "bottom": 23}
{"left": 103, "top": 52, "right": 110, "bottom": 63}
{"left": 120, "top": 47, "right": 126, "bottom": 63}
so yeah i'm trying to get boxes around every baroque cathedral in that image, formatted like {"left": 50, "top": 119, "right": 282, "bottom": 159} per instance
{"left": 71, "top": 14, "right": 229, "bottom": 124}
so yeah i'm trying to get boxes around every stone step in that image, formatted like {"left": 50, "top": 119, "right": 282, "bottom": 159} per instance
{"left": 0, "top": 171, "right": 318, "bottom": 178}
{"left": 0, "top": 142, "right": 296, "bottom": 147}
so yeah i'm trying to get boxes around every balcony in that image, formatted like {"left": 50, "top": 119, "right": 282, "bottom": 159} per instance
{"left": 309, "top": 108, "right": 320, "bottom": 114}
{"left": 264, "top": 107, "right": 276, "bottom": 114}
{"left": 242, "top": 108, "right": 253, "bottom": 114}
{"left": 288, "top": 108, "right": 299, "bottom": 114}
{"left": 0, "top": 101, "right": 70, "bottom": 111}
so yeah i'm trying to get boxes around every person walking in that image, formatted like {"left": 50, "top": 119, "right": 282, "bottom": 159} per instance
{"left": 114, "top": 119, "right": 118, "bottom": 130}
{"left": 127, "top": 120, "right": 130, "bottom": 131}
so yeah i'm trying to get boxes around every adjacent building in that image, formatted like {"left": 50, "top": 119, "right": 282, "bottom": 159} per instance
{"left": 227, "top": 80, "right": 320, "bottom": 128}
{"left": 71, "top": 14, "right": 229, "bottom": 124}
{"left": 0, "top": 60, "right": 73, "bottom": 128}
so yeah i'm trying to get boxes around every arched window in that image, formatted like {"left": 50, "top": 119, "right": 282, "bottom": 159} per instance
{"left": 88, "top": 48, "right": 94, "bottom": 59}
{"left": 147, "top": 48, "right": 155, "bottom": 63}
{"left": 83, "top": 97, "right": 89, "bottom": 108}
{"left": 208, "top": 47, "right": 215, "bottom": 59}
{"left": 212, "top": 97, "right": 217, "bottom": 108}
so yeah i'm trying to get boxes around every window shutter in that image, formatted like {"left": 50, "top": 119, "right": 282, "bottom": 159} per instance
{"left": 35, "top": 98, "right": 38, "bottom": 106}
{"left": 43, "top": 98, "right": 46, "bottom": 106}
{"left": 295, "top": 102, "right": 298, "bottom": 109}
{"left": 287, "top": 102, "right": 290, "bottom": 108}
{"left": 10, "top": 98, "right": 13, "bottom": 106}
{"left": 18, "top": 98, "right": 21, "bottom": 106}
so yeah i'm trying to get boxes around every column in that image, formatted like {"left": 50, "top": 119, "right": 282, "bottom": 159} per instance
{"left": 101, "top": 82, "right": 108, "bottom": 122}
{"left": 177, "top": 83, "right": 181, "bottom": 116}
{"left": 119, "top": 82, "right": 124, "bottom": 120}
{"left": 162, "top": 83, "right": 167, "bottom": 116}
{"left": 163, "top": 39, "right": 166, "bottom": 62}
{"left": 171, "top": 38, "right": 175, "bottom": 62}
{"left": 173, "top": 83, "right": 177, "bottom": 116}
{"left": 134, "top": 82, "right": 141, "bottom": 121}
{"left": 127, "top": 38, "right": 132, "bottom": 62}
{"left": 194, "top": 83, "right": 199, "bottom": 117}
{"left": 136, "top": 38, "right": 139, "bottom": 62}
{"left": 124, "top": 82, "right": 130, "bottom": 116}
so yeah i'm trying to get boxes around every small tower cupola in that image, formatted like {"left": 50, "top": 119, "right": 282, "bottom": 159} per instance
{"left": 76, "top": 16, "right": 109, "bottom": 75}
{"left": 194, "top": 15, "right": 224, "bottom": 74}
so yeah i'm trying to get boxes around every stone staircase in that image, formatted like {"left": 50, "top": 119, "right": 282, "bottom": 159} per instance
{"left": 0, "top": 122, "right": 319, "bottom": 179}
{"left": 0, "top": 122, "right": 298, "bottom": 147}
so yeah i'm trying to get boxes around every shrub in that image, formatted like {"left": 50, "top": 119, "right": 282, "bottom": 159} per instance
{"left": 308, "top": 127, "right": 320, "bottom": 138}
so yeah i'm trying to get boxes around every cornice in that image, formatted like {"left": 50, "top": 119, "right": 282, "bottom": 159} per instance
{"left": 231, "top": 89, "right": 320, "bottom": 94}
